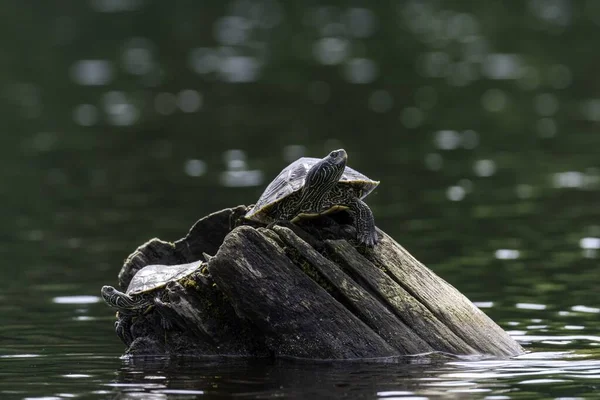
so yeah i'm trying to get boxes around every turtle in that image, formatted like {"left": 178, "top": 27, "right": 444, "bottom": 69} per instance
{"left": 245, "top": 149, "right": 380, "bottom": 246}
{"left": 100, "top": 261, "right": 202, "bottom": 345}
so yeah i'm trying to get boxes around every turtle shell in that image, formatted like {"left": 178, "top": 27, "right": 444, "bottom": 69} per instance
{"left": 126, "top": 261, "right": 201, "bottom": 295}
{"left": 245, "top": 157, "right": 379, "bottom": 221}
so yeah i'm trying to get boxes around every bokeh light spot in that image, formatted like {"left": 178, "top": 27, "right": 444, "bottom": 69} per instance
{"left": 581, "top": 99, "right": 600, "bottom": 121}
{"left": 90, "top": 0, "right": 143, "bottom": 12}
{"left": 177, "top": 90, "right": 202, "bottom": 113}
{"left": 474, "top": 159, "right": 496, "bottom": 177}
{"left": 214, "top": 16, "right": 250, "bottom": 46}
{"left": 219, "top": 56, "right": 260, "bottom": 82}
{"left": 283, "top": 145, "right": 307, "bottom": 162}
{"left": 580, "top": 237, "right": 600, "bottom": 250}
{"left": 481, "top": 89, "right": 507, "bottom": 112}
{"left": 447, "top": 185, "right": 466, "bottom": 201}
{"left": 435, "top": 130, "right": 460, "bottom": 150}
{"left": 70, "top": 60, "right": 113, "bottom": 86}
{"left": 122, "top": 37, "right": 154, "bottom": 76}
{"left": 516, "top": 184, "right": 534, "bottom": 199}
{"left": 400, "top": 107, "right": 423, "bottom": 129}
{"left": 220, "top": 170, "right": 264, "bottom": 187}
{"left": 345, "top": 58, "right": 378, "bottom": 84}
{"left": 103, "top": 91, "right": 137, "bottom": 126}
{"left": 552, "top": 171, "right": 584, "bottom": 188}
{"left": 73, "top": 104, "right": 98, "bottom": 126}
{"left": 483, "top": 54, "right": 523, "bottom": 80}
{"left": 184, "top": 159, "right": 207, "bottom": 177}
{"left": 314, "top": 37, "right": 349, "bottom": 65}
{"left": 495, "top": 249, "right": 520, "bottom": 260}
{"left": 223, "top": 149, "right": 247, "bottom": 166}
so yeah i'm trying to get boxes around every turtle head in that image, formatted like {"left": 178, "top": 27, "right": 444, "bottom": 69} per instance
{"left": 101, "top": 285, "right": 122, "bottom": 308}
{"left": 101, "top": 285, "right": 117, "bottom": 304}
{"left": 327, "top": 149, "right": 347, "bottom": 165}
{"left": 299, "top": 149, "right": 348, "bottom": 211}
{"left": 101, "top": 285, "right": 136, "bottom": 311}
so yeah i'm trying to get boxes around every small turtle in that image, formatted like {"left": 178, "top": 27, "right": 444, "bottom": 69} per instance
{"left": 245, "top": 149, "right": 380, "bottom": 246}
{"left": 100, "top": 261, "right": 202, "bottom": 345}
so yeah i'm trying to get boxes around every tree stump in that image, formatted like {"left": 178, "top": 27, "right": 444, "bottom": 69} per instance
{"left": 109, "top": 205, "right": 524, "bottom": 359}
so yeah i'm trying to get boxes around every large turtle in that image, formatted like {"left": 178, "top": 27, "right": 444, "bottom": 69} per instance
{"left": 100, "top": 261, "right": 202, "bottom": 344}
{"left": 245, "top": 149, "right": 380, "bottom": 246}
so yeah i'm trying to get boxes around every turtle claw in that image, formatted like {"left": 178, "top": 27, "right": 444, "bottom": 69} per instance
{"left": 358, "top": 230, "right": 379, "bottom": 248}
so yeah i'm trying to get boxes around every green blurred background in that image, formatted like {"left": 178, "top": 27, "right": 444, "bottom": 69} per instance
{"left": 1, "top": 0, "right": 600, "bottom": 397}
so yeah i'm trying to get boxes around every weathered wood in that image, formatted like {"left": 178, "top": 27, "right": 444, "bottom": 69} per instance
{"left": 368, "top": 230, "right": 524, "bottom": 357}
{"left": 325, "top": 239, "right": 477, "bottom": 355}
{"left": 208, "top": 226, "right": 398, "bottom": 359}
{"left": 154, "top": 281, "right": 269, "bottom": 356}
{"left": 273, "top": 226, "right": 433, "bottom": 355}
{"left": 174, "top": 205, "right": 248, "bottom": 260}
{"left": 108, "top": 205, "right": 525, "bottom": 359}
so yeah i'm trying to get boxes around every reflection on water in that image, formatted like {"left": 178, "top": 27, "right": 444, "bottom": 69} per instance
{"left": 3, "top": 347, "right": 600, "bottom": 398}
{"left": 1, "top": 0, "right": 600, "bottom": 398}
{"left": 3, "top": 285, "right": 600, "bottom": 398}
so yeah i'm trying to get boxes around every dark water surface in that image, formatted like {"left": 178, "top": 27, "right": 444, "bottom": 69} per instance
{"left": 2, "top": 1, "right": 600, "bottom": 399}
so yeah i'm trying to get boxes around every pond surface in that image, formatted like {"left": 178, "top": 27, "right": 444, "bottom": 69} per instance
{"left": 1, "top": 1, "right": 600, "bottom": 398}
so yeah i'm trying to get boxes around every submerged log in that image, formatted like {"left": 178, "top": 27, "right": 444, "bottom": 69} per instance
{"left": 111, "top": 205, "right": 524, "bottom": 359}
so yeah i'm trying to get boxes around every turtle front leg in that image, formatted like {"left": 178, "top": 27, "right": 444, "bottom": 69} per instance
{"left": 115, "top": 314, "right": 134, "bottom": 346}
{"left": 153, "top": 295, "right": 174, "bottom": 331}
{"left": 348, "top": 198, "right": 379, "bottom": 247}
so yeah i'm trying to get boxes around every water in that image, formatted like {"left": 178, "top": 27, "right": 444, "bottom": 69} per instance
{"left": 2, "top": 1, "right": 600, "bottom": 398}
